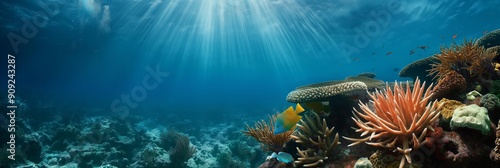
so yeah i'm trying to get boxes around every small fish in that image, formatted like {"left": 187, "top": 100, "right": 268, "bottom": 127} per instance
{"left": 393, "top": 67, "right": 400, "bottom": 72}
{"left": 352, "top": 57, "right": 359, "bottom": 61}
{"left": 274, "top": 103, "right": 304, "bottom": 134}
{"left": 440, "top": 36, "right": 444, "bottom": 39}
{"left": 386, "top": 51, "right": 393, "bottom": 55}
{"left": 372, "top": 52, "right": 376, "bottom": 55}
{"left": 277, "top": 152, "right": 294, "bottom": 164}
{"left": 419, "top": 46, "right": 428, "bottom": 50}
{"left": 410, "top": 49, "right": 416, "bottom": 55}
{"left": 268, "top": 152, "right": 294, "bottom": 164}
{"left": 452, "top": 34, "right": 458, "bottom": 39}
{"left": 483, "top": 30, "right": 488, "bottom": 35}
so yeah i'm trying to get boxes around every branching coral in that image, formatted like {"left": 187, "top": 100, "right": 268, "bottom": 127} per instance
{"left": 291, "top": 112, "right": 339, "bottom": 167}
{"left": 169, "top": 133, "right": 196, "bottom": 167}
{"left": 344, "top": 78, "right": 440, "bottom": 168}
{"left": 429, "top": 39, "right": 496, "bottom": 80}
{"left": 243, "top": 114, "right": 294, "bottom": 152}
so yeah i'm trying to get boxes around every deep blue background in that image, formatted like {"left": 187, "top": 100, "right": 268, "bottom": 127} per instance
{"left": 1, "top": 0, "right": 499, "bottom": 119}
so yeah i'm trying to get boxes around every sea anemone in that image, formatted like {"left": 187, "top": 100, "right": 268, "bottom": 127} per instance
{"left": 344, "top": 78, "right": 440, "bottom": 168}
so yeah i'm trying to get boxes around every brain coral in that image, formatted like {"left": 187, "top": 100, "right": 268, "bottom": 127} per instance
{"left": 480, "top": 93, "right": 500, "bottom": 111}
{"left": 450, "top": 104, "right": 491, "bottom": 135}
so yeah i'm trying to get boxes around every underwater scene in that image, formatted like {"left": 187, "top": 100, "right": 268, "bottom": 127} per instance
{"left": 2, "top": 0, "right": 500, "bottom": 168}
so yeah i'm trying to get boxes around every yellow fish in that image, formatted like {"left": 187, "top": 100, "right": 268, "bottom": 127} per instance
{"left": 274, "top": 103, "right": 305, "bottom": 134}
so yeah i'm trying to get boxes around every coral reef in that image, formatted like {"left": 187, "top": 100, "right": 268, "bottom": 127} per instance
{"left": 435, "top": 131, "right": 491, "bottom": 167}
{"left": 491, "top": 119, "right": 500, "bottom": 162}
{"left": 291, "top": 112, "right": 339, "bottom": 167}
{"left": 430, "top": 39, "right": 496, "bottom": 80}
{"left": 476, "top": 29, "right": 500, "bottom": 48}
{"left": 243, "top": 114, "right": 294, "bottom": 152}
{"left": 344, "top": 78, "right": 440, "bottom": 168}
{"left": 437, "top": 98, "right": 465, "bottom": 121}
{"left": 368, "top": 150, "right": 422, "bottom": 168}
{"left": 168, "top": 133, "right": 197, "bottom": 167}
{"left": 399, "top": 55, "right": 438, "bottom": 84}
{"left": 431, "top": 70, "right": 467, "bottom": 100}
{"left": 450, "top": 104, "right": 491, "bottom": 135}
{"left": 480, "top": 93, "right": 500, "bottom": 111}
{"left": 286, "top": 80, "right": 367, "bottom": 103}
{"left": 357, "top": 72, "right": 377, "bottom": 78}
{"left": 344, "top": 75, "right": 385, "bottom": 90}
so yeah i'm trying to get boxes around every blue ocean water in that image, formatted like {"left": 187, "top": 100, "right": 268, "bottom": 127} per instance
{"left": 1, "top": 0, "right": 500, "bottom": 167}
{"left": 1, "top": 0, "right": 498, "bottom": 116}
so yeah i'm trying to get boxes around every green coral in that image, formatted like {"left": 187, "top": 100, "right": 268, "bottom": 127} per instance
{"left": 480, "top": 93, "right": 500, "bottom": 111}
{"left": 354, "top": 157, "right": 373, "bottom": 168}
{"left": 450, "top": 104, "right": 491, "bottom": 135}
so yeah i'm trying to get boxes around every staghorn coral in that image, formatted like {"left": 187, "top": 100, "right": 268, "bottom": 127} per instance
{"left": 344, "top": 78, "right": 440, "bottom": 168}
{"left": 429, "top": 39, "right": 496, "bottom": 81}
{"left": 291, "top": 112, "right": 339, "bottom": 167}
{"left": 431, "top": 70, "right": 467, "bottom": 100}
{"left": 243, "top": 114, "right": 293, "bottom": 152}
{"left": 437, "top": 98, "right": 465, "bottom": 121}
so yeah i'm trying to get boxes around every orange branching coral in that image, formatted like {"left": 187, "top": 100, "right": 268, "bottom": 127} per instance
{"left": 429, "top": 39, "right": 496, "bottom": 80}
{"left": 344, "top": 78, "right": 440, "bottom": 168}
{"left": 431, "top": 71, "right": 467, "bottom": 99}
{"left": 243, "top": 114, "right": 294, "bottom": 152}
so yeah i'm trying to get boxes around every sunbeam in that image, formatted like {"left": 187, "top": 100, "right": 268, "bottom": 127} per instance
{"left": 116, "top": 0, "right": 345, "bottom": 76}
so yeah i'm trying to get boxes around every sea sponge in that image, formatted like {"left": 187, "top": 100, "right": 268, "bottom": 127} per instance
{"left": 437, "top": 98, "right": 465, "bottom": 121}
{"left": 480, "top": 93, "right": 500, "bottom": 111}
{"left": 431, "top": 71, "right": 467, "bottom": 100}
{"left": 450, "top": 104, "right": 491, "bottom": 135}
